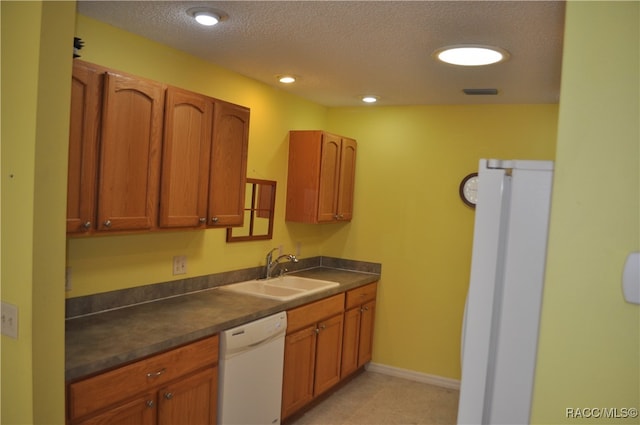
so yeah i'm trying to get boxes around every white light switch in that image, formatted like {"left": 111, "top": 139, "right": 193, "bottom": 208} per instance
{"left": 1, "top": 301, "right": 19, "bottom": 339}
{"left": 622, "top": 252, "right": 640, "bottom": 305}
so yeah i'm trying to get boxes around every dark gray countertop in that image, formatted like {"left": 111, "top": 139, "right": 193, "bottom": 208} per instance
{"left": 65, "top": 267, "right": 379, "bottom": 381}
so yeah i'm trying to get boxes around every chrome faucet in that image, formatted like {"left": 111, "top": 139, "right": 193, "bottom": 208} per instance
{"left": 264, "top": 248, "right": 298, "bottom": 279}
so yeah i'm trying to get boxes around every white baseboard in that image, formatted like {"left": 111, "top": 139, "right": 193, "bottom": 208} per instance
{"left": 365, "top": 362, "right": 461, "bottom": 390}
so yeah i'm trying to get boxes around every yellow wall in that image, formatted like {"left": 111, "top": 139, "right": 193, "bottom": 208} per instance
{"left": 531, "top": 2, "right": 639, "bottom": 423}
{"left": 1, "top": 1, "right": 75, "bottom": 423}
{"left": 325, "top": 105, "right": 558, "bottom": 378}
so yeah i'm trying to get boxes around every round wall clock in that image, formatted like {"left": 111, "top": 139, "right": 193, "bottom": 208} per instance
{"left": 459, "top": 172, "right": 479, "bottom": 208}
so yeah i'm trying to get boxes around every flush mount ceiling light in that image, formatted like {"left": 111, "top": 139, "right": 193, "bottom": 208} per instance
{"left": 195, "top": 12, "right": 219, "bottom": 26}
{"left": 361, "top": 96, "right": 378, "bottom": 104}
{"left": 187, "top": 7, "right": 227, "bottom": 26}
{"left": 434, "top": 45, "right": 509, "bottom": 66}
{"left": 278, "top": 75, "right": 297, "bottom": 84}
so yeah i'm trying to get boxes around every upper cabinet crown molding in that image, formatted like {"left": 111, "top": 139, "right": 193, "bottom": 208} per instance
{"left": 66, "top": 60, "right": 250, "bottom": 235}
{"left": 285, "top": 130, "right": 357, "bottom": 224}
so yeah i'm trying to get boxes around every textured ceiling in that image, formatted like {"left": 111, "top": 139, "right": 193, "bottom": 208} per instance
{"left": 77, "top": 1, "right": 566, "bottom": 107}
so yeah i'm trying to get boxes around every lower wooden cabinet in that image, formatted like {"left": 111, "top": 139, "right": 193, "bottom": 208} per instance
{"left": 281, "top": 284, "right": 379, "bottom": 420}
{"left": 76, "top": 393, "right": 156, "bottom": 425}
{"left": 67, "top": 335, "right": 218, "bottom": 425}
{"left": 281, "top": 294, "right": 345, "bottom": 420}
{"left": 157, "top": 367, "right": 217, "bottom": 425}
{"left": 341, "top": 282, "right": 377, "bottom": 377}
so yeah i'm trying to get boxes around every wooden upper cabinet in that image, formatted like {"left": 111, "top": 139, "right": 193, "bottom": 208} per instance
{"left": 97, "top": 72, "right": 165, "bottom": 232}
{"left": 317, "top": 133, "right": 341, "bottom": 222}
{"left": 67, "top": 61, "right": 102, "bottom": 234}
{"left": 159, "top": 87, "right": 213, "bottom": 228}
{"left": 336, "top": 137, "right": 357, "bottom": 221}
{"left": 66, "top": 61, "right": 251, "bottom": 235}
{"left": 208, "top": 101, "right": 249, "bottom": 227}
{"left": 286, "top": 130, "right": 357, "bottom": 223}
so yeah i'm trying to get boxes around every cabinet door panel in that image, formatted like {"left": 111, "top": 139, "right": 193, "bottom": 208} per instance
{"left": 358, "top": 300, "right": 376, "bottom": 366}
{"left": 282, "top": 326, "right": 316, "bottom": 420}
{"left": 208, "top": 101, "right": 249, "bottom": 227}
{"left": 158, "top": 367, "right": 217, "bottom": 425}
{"left": 97, "top": 72, "right": 164, "bottom": 231}
{"left": 75, "top": 393, "right": 155, "bottom": 425}
{"left": 67, "top": 62, "right": 101, "bottom": 234}
{"left": 317, "top": 133, "right": 341, "bottom": 222}
{"left": 159, "top": 88, "right": 212, "bottom": 228}
{"left": 341, "top": 307, "right": 361, "bottom": 378}
{"left": 314, "top": 313, "right": 344, "bottom": 396}
{"left": 336, "top": 137, "right": 357, "bottom": 221}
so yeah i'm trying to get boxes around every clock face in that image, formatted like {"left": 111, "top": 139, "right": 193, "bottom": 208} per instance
{"left": 459, "top": 173, "right": 479, "bottom": 208}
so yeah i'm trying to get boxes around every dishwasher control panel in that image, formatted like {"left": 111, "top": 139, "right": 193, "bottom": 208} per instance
{"left": 220, "top": 311, "right": 287, "bottom": 355}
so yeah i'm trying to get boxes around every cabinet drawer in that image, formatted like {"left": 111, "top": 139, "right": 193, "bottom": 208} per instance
{"left": 345, "top": 282, "right": 378, "bottom": 309}
{"left": 287, "top": 293, "right": 345, "bottom": 333}
{"left": 68, "top": 335, "right": 218, "bottom": 421}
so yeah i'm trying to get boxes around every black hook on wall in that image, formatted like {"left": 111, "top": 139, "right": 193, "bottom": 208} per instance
{"left": 73, "top": 37, "right": 84, "bottom": 58}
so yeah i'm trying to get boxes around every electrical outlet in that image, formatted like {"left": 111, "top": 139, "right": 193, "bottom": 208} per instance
{"left": 278, "top": 245, "right": 283, "bottom": 256}
{"left": 65, "top": 267, "right": 72, "bottom": 292}
{"left": 1, "top": 301, "right": 18, "bottom": 339}
{"left": 296, "top": 242, "right": 301, "bottom": 257}
{"left": 173, "top": 256, "right": 187, "bottom": 275}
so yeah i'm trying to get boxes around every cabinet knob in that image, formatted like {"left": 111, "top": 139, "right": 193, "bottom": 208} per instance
{"left": 333, "top": 214, "right": 339, "bottom": 220}
{"left": 361, "top": 306, "right": 369, "bottom": 312}
{"left": 211, "top": 217, "right": 219, "bottom": 224}
{"left": 199, "top": 217, "right": 206, "bottom": 224}
{"left": 146, "top": 400, "right": 155, "bottom": 408}
{"left": 103, "top": 220, "right": 112, "bottom": 228}
{"left": 82, "top": 221, "right": 91, "bottom": 230}
{"left": 319, "top": 324, "right": 327, "bottom": 330}
{"left": 315, "top": 328, "right": 320, "bottom": 334}
{"left": 164, "top": 392, "right": 174, "bottom": 400}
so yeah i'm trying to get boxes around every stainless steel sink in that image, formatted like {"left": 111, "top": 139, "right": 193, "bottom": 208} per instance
{"left": 221, "top": 276, "right": 339, "bottom": 301}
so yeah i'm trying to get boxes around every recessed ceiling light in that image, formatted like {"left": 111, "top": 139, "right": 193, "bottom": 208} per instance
{"left": 278, "top": 75, "right": 297, "bottom": 84}
{"left": 361, "top": 96, "right": 378, "bottom": 104}
{"left": 195, "top": 12, "right": 219, "bottom": 26}
{"left": 187, "top": 7, "right": 227, "bottom": 27}
{"left": 434, "top": 45, "right": 509, "bottom": 66}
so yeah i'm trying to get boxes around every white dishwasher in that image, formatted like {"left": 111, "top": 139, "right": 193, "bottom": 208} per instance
{"left": 218, "top": 311, "right": 287, "bottom": 425}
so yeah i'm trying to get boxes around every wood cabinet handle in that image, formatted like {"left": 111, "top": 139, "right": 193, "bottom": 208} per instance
{"left": 146, "top": 368, "right": 166, "bottom": 378}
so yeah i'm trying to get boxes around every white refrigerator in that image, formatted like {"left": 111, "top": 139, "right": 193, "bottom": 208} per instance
{"left": 458, "top": 159, "right": 554, "bottom": 425}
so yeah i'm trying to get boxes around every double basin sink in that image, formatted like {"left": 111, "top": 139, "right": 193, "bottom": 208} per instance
{"left": 221, "top": 275, "right": 340, "bottom": 301}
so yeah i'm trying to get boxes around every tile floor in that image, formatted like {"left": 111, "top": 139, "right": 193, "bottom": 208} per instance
{"left": 289, "top": 371, "right": 460, "bottom": 425}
